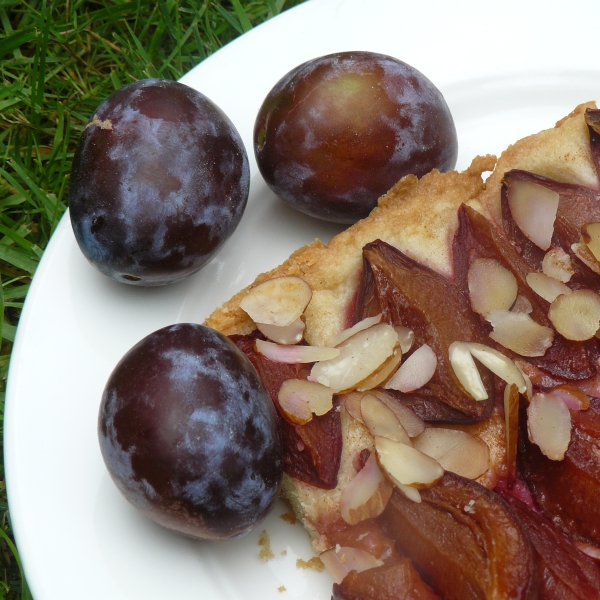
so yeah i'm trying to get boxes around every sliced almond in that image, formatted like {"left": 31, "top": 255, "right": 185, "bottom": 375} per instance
{"left": 412, "top": 428, "right": 490, "bottom": 480}
{"left": 394, "top": 326, "right": 415, "bottom": 353}
{"left": 310, "top": 323, "right": 398, "bottom": 393}
{"left": 511, "top": 295, "right": 533, "bottom": 315}
{"left": 340, "top": 453, "right": 393, "bottom": 525}
{"left": 278, "top": 382, "right": 312, "bottom": 425}
{"left": 582, "top": 222, "right": 600, "bottom": 261}
{"left": 278, "top": 379, "right": 333, "bottom": 424}
{"left": 515, "top": 361, "right": 533, "bottom": 400}
{"left": 527, "top": 393, "right": 571, "bottom": 461}
{"left": 542, "top": 247, "right": 574, "bottom": 283}
{"left": 548, "top": 384, "right": 590, "bottom": 411}
{"left": 341, "top": 391, "right": 366, "bottom": 424}
{"left": 320, "top": 546, "right": 383, "bottom": 585}
{"left": 360, "top": 394, "right": 411, "bottom": 445}
{"left": 526, "top": 272, "right": 571, "bottom": 303}
{"left": 239, "top": 276, "right": 312, "bottom": 327}
{"left": 256, "top": 318, "right": 305, "bottom": 345}
{"left": 506, "top": 178, "right": 559, "bottom": 251}
{"left": 255, "top": 339, "right": 339, "bottom": 364}
{"left": 384, "top": 344, "right": 437, "bottom": 393}
{"left": 468, "top": 258, "right": 518, "bottom": 317}
{"left": 572, "top": 239, "right": 600, "bottom": 274}
{"left": 548, "top": 289, "right": 600, "bottom": 341}
{"left": 371, "top": 390, "right": 426, "bottom": 438}
{"left": 396, "top": 483, "right": 422, "bottom": 503}
{"left": 448, "top": 341, "right": 488, "bottom": 401}
{"left": 325, "top": 314, "right": 382, "bottom": 347}
{"left": 487, "top": 310, "right": 554, "bottom": 357}
{"left": 356, "top": 347, "right": 403, "bottom": 392}
{"left": 504, "top": 383, "right": 519, "bottom": 486}
{"left": 464, "top": 342, "right": 527, "bottom": 394}
{"left": 375, "top": 436, "right": 444, "bottom": 488}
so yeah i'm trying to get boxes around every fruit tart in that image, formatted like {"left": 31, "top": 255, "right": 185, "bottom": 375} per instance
{"left": 206, "top": 102, "right": 600, "bottom": 599}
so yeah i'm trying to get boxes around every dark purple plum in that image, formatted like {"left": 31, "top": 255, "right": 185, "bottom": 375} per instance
{"left": 254, "top": 51, "right": 458, "bottom": 224}
{"left": 98, "top": 323, "right": 282, "bottom": 540}
{"left": 70, "top": 79, "right": 249, "bottom": 286}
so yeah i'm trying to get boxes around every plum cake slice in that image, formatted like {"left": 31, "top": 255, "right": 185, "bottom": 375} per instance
{"left": 206, "top": 103, "right": 600, "bottom": 599}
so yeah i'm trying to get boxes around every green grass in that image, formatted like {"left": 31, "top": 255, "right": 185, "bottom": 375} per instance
{"left": 0, "top": 1, "right": 306, "bottom": 597}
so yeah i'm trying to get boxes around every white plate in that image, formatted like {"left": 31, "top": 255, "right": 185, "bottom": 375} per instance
{"left": 6, "top": 0, "right": 600, "bottom": 598}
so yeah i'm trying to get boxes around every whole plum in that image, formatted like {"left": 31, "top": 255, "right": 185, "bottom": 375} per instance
{"left": 70, "top": 79, "right": 249, "bottom": 286}
{"left": 254, "top": 51, "right": 458, "bottom": 224}
{"left": 98, "top": 323, "right": 282, "bottom": 540}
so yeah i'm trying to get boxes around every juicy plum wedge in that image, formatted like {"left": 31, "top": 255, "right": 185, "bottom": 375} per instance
{"left": 519, "top": 397, "right": 600, "bottom": 548}
{"left": 231, "top": 332, "right": 342, "bottom": 489}
{"left": 502, "top": 495, "right": 600, "bottom": 600}
{"left": 332, "top": 559, "right": 441, "bottom": 600}
{"left": 70, "top": 79, "right": 249, "bottom": 286}
{"left": 98, "top": 324, "right": 282, "bottom": 540}
{"left": 378, "top": 474, "right": 538, "bottom": 600}
{"left": 454, "top": 204, "right": 599, "bottom": 380}
{"left": 355, "top": 239, "right": 494, "bottom": 421}
{"left": 254, "top": 51, "right": 457, "bottom": 224}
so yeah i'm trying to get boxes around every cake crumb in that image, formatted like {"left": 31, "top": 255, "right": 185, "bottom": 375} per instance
{"left": 281, "top": 550, "right": 287, "bottom": 556}
{"left": 278, "top": 586, "right": 286, "bottom": 593}
{"left": 258, "top": 530, "right": 274, "bottom": 561}
{"left": 280, "top": 511, "right": 297, "bottom": 525}
{"left": 296, "top": 556, "right": 325, "bottom": 572}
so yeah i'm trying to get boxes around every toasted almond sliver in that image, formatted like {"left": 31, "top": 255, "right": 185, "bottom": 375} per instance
{"left": 384, "top": 344, "right": 437, "bottom": 393}
{"left": 526, "top": 272, "right": 572, "bottom": 303}
{"left": 511, "top": 295, "right": 533, "bottom": 315}
{"left": 279, "top": 379, "right": 333, "bottom": 421}
{"left": 341, "top": 391, "right": 366, "bottom": 424}
{"left": 320, "top": 546, "right": 384, "bottom": 585}
{"left": 394, "top": 326, "right": 415, "bottom": 353}
{"left": 371, "top": 390, "right": 426, "bottom": 438}
{"left": 310, "top": 323, "right": 398, "bottom": 393}
{"left": 375, "top": 436, "right": 444, "bottom": 488}
{"left": 239, "top": 276, "right": 312, "bottom": 327}
{"left": 325, "top": 314, "right": 382, "bottom": 347}
{"left": 548, "top": 289, "right": 600, "bottom": 341}
{"left": 506, "top": 178, "right": 559, "bottom": 251}
{"left": 340, "top": 453, "right": 393, "bottom": 525}
{"left": 356, "top": 347, "right": 402, "bottom": 392}
{"left": 256, "top": 318, "right": 305, "bottom": 345}
{"left": 527, "top": 393, "right": 571, "bottom": 461}
{"left": 463, "top": 342, "right": 527, "bottom": 394}
{"left": 468, "top": 258, "right": 518, "bottom": 317}
{"left": 396, "top": 482, "right": 422, "bottom": 503}
{"left": 572, "top": 239, "right": 600, "bottom": 274}
{"left": 487, "top": 310, "right": 554, "bottom": 357}
{"left": 548, "top": 384, "right": 590, "bottom": 411}
{"left": 412, "top": 427, "right": 490, "bottom": 480}
{"left": 278, "top": 381, "right": 312, "bottom": 425}
{"left": 361, "top": 394, "right": 411, "bottom": 445}
{"left": 542, "top": 247, "right": 574, "bottom": 283}
{"left": 582, "top": 222, "right": 600, "bottom": 261}
{"left": 255, "top": 339, "right": 339, "bottom": 363}
{"left": 448, "top": 341, "right": 488, "bottom": 401}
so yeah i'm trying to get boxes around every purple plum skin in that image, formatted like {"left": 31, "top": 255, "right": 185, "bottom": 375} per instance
{"left": 70, "top": 79, "right": 249, "bottom": 286}
{"left": 254, "top": 51, "right": 458, "bottom": 224}
{"left": 98, "top": 323, "right": 282, "bottom": 540}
